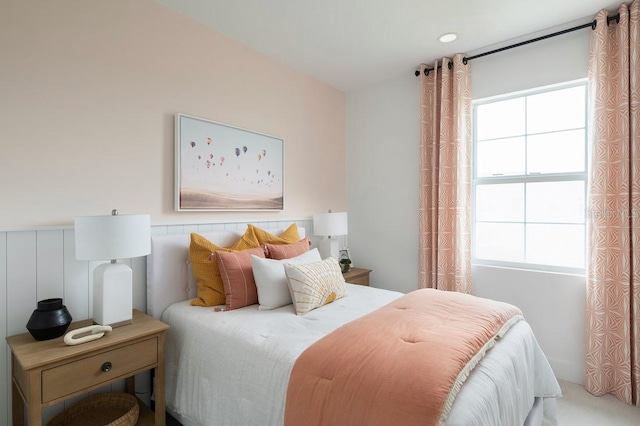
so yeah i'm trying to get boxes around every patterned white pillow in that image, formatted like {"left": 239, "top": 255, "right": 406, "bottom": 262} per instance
{"left": 283, "top": 257, "right": 347, "bottom": 315}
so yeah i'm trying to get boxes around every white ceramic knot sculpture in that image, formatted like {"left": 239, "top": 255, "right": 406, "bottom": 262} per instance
{"left": 64, "top": 325, "right": 112, "bottom": 346}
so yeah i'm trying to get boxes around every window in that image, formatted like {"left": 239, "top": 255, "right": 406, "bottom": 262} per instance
{"left": 473, "top": 81, "right": 587, "bottom": 273}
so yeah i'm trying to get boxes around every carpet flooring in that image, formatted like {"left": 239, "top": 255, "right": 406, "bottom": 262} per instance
{"left": 556, "top": 380, "right": 640, "bottom": 426}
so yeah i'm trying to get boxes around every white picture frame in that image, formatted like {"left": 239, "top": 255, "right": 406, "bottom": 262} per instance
{"left": 175, "top": 114, "right": 284, "bottom": 211}
{"left": 339, "top": 248, "right": 351, "bottom": 261}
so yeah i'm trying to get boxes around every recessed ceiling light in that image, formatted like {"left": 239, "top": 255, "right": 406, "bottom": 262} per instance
{"left": 439, "top": 33, "right": 457, "bottom": 43}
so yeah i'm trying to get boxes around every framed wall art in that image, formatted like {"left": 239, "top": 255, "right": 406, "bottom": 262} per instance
{"left": 175, "top": 114, "right": 284, "bottom": 211}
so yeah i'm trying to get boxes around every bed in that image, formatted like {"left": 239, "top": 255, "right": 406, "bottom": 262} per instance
{"left": 147, "top": 227, "right": 562, "bottom": 426}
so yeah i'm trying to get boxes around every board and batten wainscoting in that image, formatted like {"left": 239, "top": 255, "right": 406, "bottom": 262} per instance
{"left": 1, "top": 219, "right": 319, "bottom": 425}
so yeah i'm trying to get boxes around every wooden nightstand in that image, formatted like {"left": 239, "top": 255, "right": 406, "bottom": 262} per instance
{"left": 6, "top": 310, "right": 169, "bottom": 426}
{"left": 343, "top": 267, "right": 372, "bottom": 286}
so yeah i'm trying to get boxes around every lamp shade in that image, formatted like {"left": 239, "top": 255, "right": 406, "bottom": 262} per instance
{"left": 313, "top": 211, "right": 348, "bottom": 236}
{"left": 74, "top": 213, "right": 151, "bottom": 260}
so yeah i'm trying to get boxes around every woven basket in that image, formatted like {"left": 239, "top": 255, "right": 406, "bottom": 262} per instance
{"left": 47, "top": 392, "right": 139, "bottom": 426}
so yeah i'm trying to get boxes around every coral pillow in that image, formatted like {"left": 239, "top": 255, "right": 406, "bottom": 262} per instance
{"left": 189, "top": 228, "right": 260, "bottom": 306}
{"left": 250, "top": 223, "right": 300, "bottom": 245}
{"left": 265, "top": 237, "right": 310, "bottom": 260}
{"left": 216, "top": 247, "right": 265, "bottom": 310}
{"left": 284, "top": 257, "right": 347, "bottom": 315}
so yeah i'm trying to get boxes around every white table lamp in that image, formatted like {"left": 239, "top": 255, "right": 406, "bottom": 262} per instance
{"left": 75, "top": 210, "right": 150, "bottom": 327}
{"left": 313, "top": 211, "right": 348, "bottom": 259}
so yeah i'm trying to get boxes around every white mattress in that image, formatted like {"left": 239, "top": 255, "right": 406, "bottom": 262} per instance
{"left": 162, "top": 284, "right": 561, "bottom": 426}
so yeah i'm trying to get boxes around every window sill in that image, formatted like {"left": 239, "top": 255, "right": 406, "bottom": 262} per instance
{"left": 472, "top": 262, "right": 586, "bottom": 278}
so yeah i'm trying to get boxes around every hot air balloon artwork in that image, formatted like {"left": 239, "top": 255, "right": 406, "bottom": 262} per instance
{"left": 176, "top": 114, "right": 283, "bottom": 211}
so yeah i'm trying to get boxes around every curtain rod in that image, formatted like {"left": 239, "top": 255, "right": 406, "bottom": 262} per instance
{"left": 414, "top": 13, "right": 620, "bottom": 77}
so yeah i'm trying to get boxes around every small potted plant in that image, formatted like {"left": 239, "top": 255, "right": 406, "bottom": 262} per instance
{"left": 339, "top": 257, "right": 352, "bottom": 273}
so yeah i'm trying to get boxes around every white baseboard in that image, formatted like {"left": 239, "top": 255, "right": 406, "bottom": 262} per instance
{"left": 548, "top": 357, "right": 584, "bottom": 384}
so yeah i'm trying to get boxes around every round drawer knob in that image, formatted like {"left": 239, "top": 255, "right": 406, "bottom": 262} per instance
{"left": 101, "top": 362, "right": 112, "bottom": 372}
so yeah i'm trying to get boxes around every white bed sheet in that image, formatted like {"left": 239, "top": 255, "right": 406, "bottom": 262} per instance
{"left": 162, "top": 284, "right": 561, "bottom": 426}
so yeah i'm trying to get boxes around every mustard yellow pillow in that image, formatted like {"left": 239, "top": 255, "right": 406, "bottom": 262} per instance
{"left": 189, "top": 228, "right": 261, "bottom": 306}
{"left": 249, "top": 223, "right": 301, "bottom": 245}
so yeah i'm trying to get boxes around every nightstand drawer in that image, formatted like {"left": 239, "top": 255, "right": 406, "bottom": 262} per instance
{"left": 42, "top": 337, "right": 157, "bottom": 403}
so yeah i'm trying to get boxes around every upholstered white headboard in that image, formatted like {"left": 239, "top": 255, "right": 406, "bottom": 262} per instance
{"left": 146, "top": 227, "right": 305, "bottom": 320}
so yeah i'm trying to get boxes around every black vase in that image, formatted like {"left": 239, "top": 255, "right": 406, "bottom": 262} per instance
{"left": 26, "top": 298, "right": 73, "bottom": 341}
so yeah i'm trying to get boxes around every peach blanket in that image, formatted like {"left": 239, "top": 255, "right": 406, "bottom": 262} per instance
{"left": 284, "top": 288, "right": 524, "bottom": 426}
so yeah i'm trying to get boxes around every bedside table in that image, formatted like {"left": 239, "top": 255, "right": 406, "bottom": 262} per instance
{"left": 343, "top": 267, "right": 372, "bottom": 286}
{"left": 6, "top": 310, "right": 169, "bottom": 426}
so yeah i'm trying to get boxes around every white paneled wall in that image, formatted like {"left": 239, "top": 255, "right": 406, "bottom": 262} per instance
{"left": 1, "top": 219, "right": 318, "bottom": 425}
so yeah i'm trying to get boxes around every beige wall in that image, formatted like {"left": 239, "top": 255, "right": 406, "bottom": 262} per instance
{"left": 0, "top": 0, "right": 346, "bottom": 228}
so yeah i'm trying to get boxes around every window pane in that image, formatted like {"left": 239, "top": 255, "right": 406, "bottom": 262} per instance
{"left": 473, "top": 82, "right": 587, "bottom": 271}
{"left": 526, "top": 224, "right": 585, "bottom": 268}
{"left": 476, "top": 137, "right": 525, "bottom": 177}
{"left": 475, "top": 223, "right": 524, "bottom": 262}
{"left": 476, "top": 98, "right": 525, "bottom": 140}
{"left": 476, "top": 183, "right": 524, "bottom": 222}
{"left": 527, "top": 129, "right": 585, "bottom": 174}
{"left": 526, "top": 181, "right": 585, "bottom": 224}
{"left": 527, "top": 86, "right": 585, "bottom": 134}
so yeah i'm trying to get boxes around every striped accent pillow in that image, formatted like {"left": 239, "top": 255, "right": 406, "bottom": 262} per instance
{"left": 216, "top": 247, "right": 266, "bottom": 310}
{"left": 189, "top": 229, "right": 261, "bottom": 307}
{"left": 284, "top": 257, "right": 346, "bottom": 315}
{"left": 265, "top": 237, "right": 310, "bottom": 260}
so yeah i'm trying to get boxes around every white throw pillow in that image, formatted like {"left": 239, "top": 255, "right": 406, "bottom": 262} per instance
{"left": 251, "top": 248, "right": 322, "bottom": 310}
{"left": 283, "top": 257, "right": 347, "bottom": 315}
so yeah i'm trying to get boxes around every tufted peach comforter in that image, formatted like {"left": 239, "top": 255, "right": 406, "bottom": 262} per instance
{"left": 284, "top": 288, "right": 524, "bottom": 426}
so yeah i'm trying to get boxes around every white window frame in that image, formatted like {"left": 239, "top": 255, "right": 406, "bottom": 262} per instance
{"left": 471, "top": 79, "right": 588, "bottom": 275}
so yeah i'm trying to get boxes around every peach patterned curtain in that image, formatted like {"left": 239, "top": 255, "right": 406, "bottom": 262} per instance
{"left": 419, "top": 55, "right": 472, "bottom": 293}
{"left": 586, "top": 0, "right": 640, "bottom": 405}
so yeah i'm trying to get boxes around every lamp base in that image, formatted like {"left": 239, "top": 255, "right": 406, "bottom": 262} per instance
{"left": 318, "top": 237, "right": 339, "bottom": 260}
{"left": 93, "top": 262, "right": 133, "bottom": 327}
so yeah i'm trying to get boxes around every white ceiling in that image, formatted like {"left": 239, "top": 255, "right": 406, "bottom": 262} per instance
{"left": 154, "top": 0, "right": 621, "bottom": 92}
